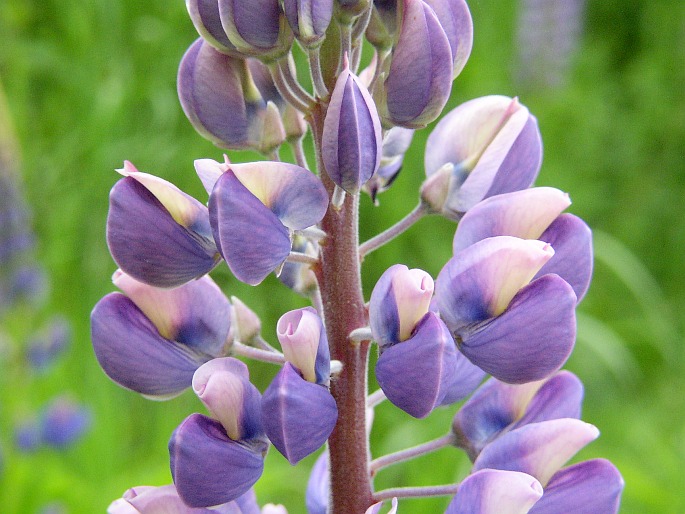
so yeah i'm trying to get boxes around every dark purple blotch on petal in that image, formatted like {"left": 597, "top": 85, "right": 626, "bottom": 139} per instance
{"left": 91, "top": 293, "right": 207, "bottom": 397}
{"left": 209, "top": 169, "right": 291, "bottom": 286}
{"left": 261, "top": 363, "right": 337, "bottom": 464}
{"left": 170, "top": 413, "right": 267, "bottom": 508}
{"left": 457, "top": 274, "right": 577, "bottom": 384}
{"left": 107, "top": 177, "right": 217, "bottom": 288}
{"left": 453, "top": 371, "right": 583, "bottom": 459}
{"left": 376, "top": 312, "right": 459, "bottom": 418}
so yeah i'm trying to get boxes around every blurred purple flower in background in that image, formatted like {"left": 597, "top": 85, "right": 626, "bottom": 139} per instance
{"left": 515, "top": 0, "right": 586, "bottom": 90}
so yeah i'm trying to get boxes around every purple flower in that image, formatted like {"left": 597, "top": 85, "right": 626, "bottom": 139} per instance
{"left": 445, "top": 469, "right": 543, "bottom": 514}
{"left": 178, "top": 39, "right": 286, "bottom": 153}
{"left": 40, "top": 396, "right": 92, "bottom": 448}
{"left": 26, "top": 315, "right": 72, "bottom": 371}
{"left": 14, "top": 420, "right": 42, "bottom": 452}
{"left": 106, "top": 161, "right": 219, "bottom": 288}
{"left": 207, "top": 159, "right": 328, "bottom": 285}
{"left": 91, "top": 272, "right": 231, "bottom": 398}
{"left": 186, "top": 0, "right": 242, "bottom": 56}
{"left": 322, "top": 56, "right": 382, "bottom": 194}
{"left": 108, "top": 484, "right": 262, "bottom": 513}
{"left": 305, "top": 451, "right": 329, "bottom": 514}
{"left": 261, "top": 362, "right": 338, "bottom": 464}
{"left": 370, "top": 265, "right": 483, "bottom": 416}
{"left": 462, "top": 418, "right": 624, "bottom": 513}
{"left": 193, "top": 358, "right": 264, "bottom": 441}
{"left": 283, "top": 0, "right": 334, "bottom": 47}
{"left": 363, "top": 126, "right": 414, "bottom": 202}
{"left": 171, "top": 359, "right": 268, "bottom": 507}
{"left": 453, "top": 187, "right": 593, "bottom": 301}
{"left": 377, "top": 0, "right": 454, "bottom": 128}
{"left": 369, "top": 264, "right": 435, "bottom": 348}
{"left": 452, "top": 371, "right": 584, "bottom": 460}
{"left": 435, "top": 236, "right": 577, "bottom": 383}
{"left": 261, "top": 308, "right": 337, "bottom": 464}
{"left": 217, "top": 0, "right": 294, "bottom": 60}
{"left": 421, "top": 96, "right": 542, "bottom": 217}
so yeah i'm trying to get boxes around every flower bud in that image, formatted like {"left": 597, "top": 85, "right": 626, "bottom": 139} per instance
{"left": 192, "top": 358, "right": 263, "bottom": 441}
{"left": 277, "top": 307, "right": 330, "bottom": 385}
{"left": 363, "top": 126, "right": 414, "bottom": 202}
{"left": 283, "top": 0, "right": 334, "bottom": 47}
{"left": 278, "top": 234, "right": 318, "bottom": 296}
{"left": 306, "top": 452, "right": 329, "bottom": 514}
{"left": 230, "top": 296, "right": 262, "bottom": 345}
{"left": 322, "top": 57, "right": 382, "bottom": 193}
{"left": 366, "top": 0, "right": 400, "bottom": 50}
{"left": 336, "top": 0, "right": 371, "bottom": 22}
{"left": 369, "top": 264, "right": 434, "bottom": 347}
{"left": 421, "top": 96, "right": 542, "bottom": 215}
{"left": 218, "top": 0, "right": 294, "bottom": 60}
{"left": 178, "top": 39, "right": 286, "bottom": 153}
{"left": 187, "top": 0, "right": 242, "bottom": 56}
{"left": 425, "top": 0, "right": 473, "bottom": 78}
{"left": 376, "top": 0, "right": 453, "bottom": 128}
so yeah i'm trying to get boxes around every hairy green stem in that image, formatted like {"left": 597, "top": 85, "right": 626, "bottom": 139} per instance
{"left": 311, "top": 103, "right": 374, "bottom": 514}
{"left": 373, "top": 484, "right": 460, "bottom": 502}
{"left": 359, "top": 203, "right": 428, "bottom": 258}
{"left": 370, "top": 433, "right": 455, "bottom": 474}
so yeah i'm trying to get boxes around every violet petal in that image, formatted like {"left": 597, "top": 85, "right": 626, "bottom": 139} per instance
{"left": 375, "top": 312, "right": 459, "bottom": 418}
{"left": 209, "top": 169, "right": 291, "bottom": 286}
{"left": 445, "top": 469, "right": 542, "bottom": 514}
{"left": 107, "top": 177, "right": 218, "bottom": 288}
{"left": 91, "top": 293, "right": 207, "bottom": 398}
{"left": 473, "top": 418, "right": 600, "bottom": 486}
{"left": 456, "top": 274, "right": 577, "bottom": 384}
{"left": 383, "top": 0, "right": 454, "bottom": 128}
{"left": 528, "top": 459, "right": 624, "bottom": 514}
{"left": 261, "top": 363, "right": 338, "bottom": 465}
{"left": 170, "top": 414, "right": 267, "bottom": 508}
{"left": 535, "top": 213, "right": 593, "bottom": 302}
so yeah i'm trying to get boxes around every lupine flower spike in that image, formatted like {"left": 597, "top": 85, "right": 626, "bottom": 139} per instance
{"left": 94, "top": 0, "right": 624, "bottom": 511}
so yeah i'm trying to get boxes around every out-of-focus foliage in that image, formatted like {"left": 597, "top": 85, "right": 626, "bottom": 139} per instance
{"left": 0, "top": 0, "right": 683, "bottom": 512}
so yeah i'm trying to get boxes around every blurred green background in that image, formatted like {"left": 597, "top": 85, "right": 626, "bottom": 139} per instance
{"left": 0, "top": 0, "right": 683, "bottom": 512}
